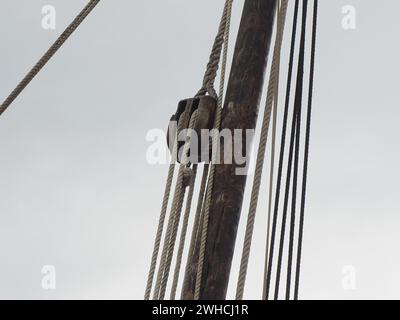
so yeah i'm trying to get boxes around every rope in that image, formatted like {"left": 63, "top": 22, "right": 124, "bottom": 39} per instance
{"left": 157, "top": 171, "right": 188, "bottom": 300}
{"left": 155, "top": 112, "right": 199, "bottom": 300}
{"left": 144, "top": 108, "right": 191, "bottom": 300}
{"left": 196, "top": 1, "right": 231, "bottom": 99}
{"left": 235, "top": 0, "right": 288, "bottom": 300}
{"left": 181, "top": 164, "right": 209, "bottom": 299}
{"left": 169, "top": 164, "right": 198, "bottom": 299}
{"left": 294, "top": 0, "right": 318, "bottom": 300}
{"left": 265, "top": 0, "right": 300, "bottom": 300}
{"left": 147, "top": 0, "right": 232, "bottom": 301}
{"left": 144, "top": 163, "right": 175, "bottom": 300}
{"left": 263, "top": 0, "right": 282, "bottom": 300}
{"left": 194, "top": 0, "right": 233, "bottom": 300}
{"left": 286, "top": 0, "right": 309, "bottom": 300}
{"left": 0, "top": 0, "right": 100, "bottom": 117}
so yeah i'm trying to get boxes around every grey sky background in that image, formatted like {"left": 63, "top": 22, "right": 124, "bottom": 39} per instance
{"left": 0, "top": 0, "right": 399, "bottom": 299}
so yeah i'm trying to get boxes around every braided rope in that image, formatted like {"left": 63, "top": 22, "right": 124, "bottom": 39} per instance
{"left": 235, "top": 0, "right": 288, "bottom": 300}
{"left": 196, "top": 0, "right": 231, "bottom": 99}
{"left": 263, "top": 0, "right": 282, "bottom": 300}
{"left": 151, "top": 110, "right": 191, "bottom": 299}
{"left": 157, "top": 111, "right": 200, "bottom": 300}
{"left": 157, "top": 174, "right": 187, "bottom": 300}
{"left": 144, "top": 163, "right": 175, "bottom": 300}
{"left": 144, "top": 108, "right": 191, "bottom": 300}
{"left": 181, "top": 164, "right": 210, "bottom": 299}
{"left": 170, "top": 164, "right": 198, "bottom": 300}
{"left": 0, "top": 0, "right": 100, "bottom": 117}
{"left": 194, "top": 0, "right": 233, "bottom": 300}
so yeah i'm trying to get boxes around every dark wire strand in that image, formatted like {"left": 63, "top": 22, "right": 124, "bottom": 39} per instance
{"left": 274, "top": 75, "right": 297, "bottom": 300}
{"left": 286, "top": 0, "right": 308, "bottom": 300}
{"left": 294, "top": 0, "right": 319, "bottom": 300}
{"left": 265, "top": 0, "right": 300, "bottom": 300}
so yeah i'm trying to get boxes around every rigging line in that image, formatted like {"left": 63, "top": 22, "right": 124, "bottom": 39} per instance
{"left": 194, "top": 0, "right": 233, "bottom": 300}
{"left": 170, "top": 164, "right": 198, "bottom": 300}
{"left": 265, "top": 0, "right": 300, "bottom": 300}
{"left": 0, "top": 0, "right": 100, "bottom": 117}
{"left": 145, "top": 106, "right": 191, "bottom": 300}
{"left": 157, "top": 176, "right": 187, "bottom": 300}
{"left": 145, "top": 118, "right": 189, "bottom": 300}
{"left": 235, "top": 0, "right": 288, "bottom": 301}
{"left": 286, "top": 0, "right": 308, "bottom": 300}
{"left": 152, "top": 161, "right": 185, "bottom": 300}
{"left": 144, "top": 163, "right": 175, "bottom": 300}
{"left": 294, "top": 0, "right": 318, "bottom": 300}
{"left": 263, "top": 0, "right": 282, "bottom": 300}
{"left": 157, "top": 111, "right": 200, "bottom": 300}
{"left": 196, "top": 0, "right": 231, "bottom": 99}
{"left": 180, "top": 164, "right": 209, "bottom": 299}
{"left": 274, "top": 87, "right": 297, "bottom": 300}
{"left": 152, "top": 109, "right": 192, "bottom": 300}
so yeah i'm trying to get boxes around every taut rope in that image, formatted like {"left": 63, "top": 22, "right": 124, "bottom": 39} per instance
{"left": 0, "top": 0, "right": 100, "bottom": 117}
{"left": 235, "top": 0, "right": 289, "bottom": 300}
{"left": 194, "top": 0, "right": 234, "bottom": 300}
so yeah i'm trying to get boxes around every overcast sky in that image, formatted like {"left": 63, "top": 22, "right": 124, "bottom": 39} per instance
{"left": 0, "top": 0, "right": 399, "bottom": 300}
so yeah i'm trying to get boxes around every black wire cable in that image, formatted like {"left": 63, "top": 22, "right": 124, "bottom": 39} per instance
{"left": 264, "top": 0, "right": 300, "bottom": 300}
{"left": 286, "top": 0, "right": 308, "bottom": 300}
{"left": 274, "top": 92, "right": 297, "bottom": 299}
{"left": 294, "top": 0, "right": 319, "bottom": 300}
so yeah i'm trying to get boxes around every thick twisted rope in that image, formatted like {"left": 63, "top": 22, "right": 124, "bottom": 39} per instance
{"left": 0, "top": 0, "right": 100, "bottom": 117}
{"left": 181, "top": 164, "right": 209, "bottom": 299}
{"left": 263, "top": 0, "right": 282, "bottom": 300}
{"left": 144, "top": 162, "right": 175, "bottom": 300}
{"left": 194, "top": 0, "right": 233, "bottom": 300}
{"left": 235, "top": 0, "right": 288, "bottom": 300}
{"left": 146, "top": 0, "right": 233, "bottom": 300}
{"left": 196, "top": 0, "right": 231, "bottom": 99}
{"left": 153, "top": 111, "right": 199, "bottom": 300}
{"left": 158, "top": 112, "right": 200, "bottom": 300}
{"left": 170, "top": 164, "right": 198, "bottom": 300}
{"left": 144, "top": 109, "right": 191, "bottom": 300}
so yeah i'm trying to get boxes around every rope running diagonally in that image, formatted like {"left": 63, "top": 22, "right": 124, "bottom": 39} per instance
{"left": 194, "top": 0, "right": 233, "bottom": 300}
{"left": 0, "top": 0, "right": 101, "bottom": 117}
{"left": 235, "top": 0, "right": 288, "bottom": 300}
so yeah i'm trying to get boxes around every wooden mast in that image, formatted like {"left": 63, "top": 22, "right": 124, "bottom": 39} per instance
{"left": 183, "top": 0, "right": 278, "bottom": 300}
